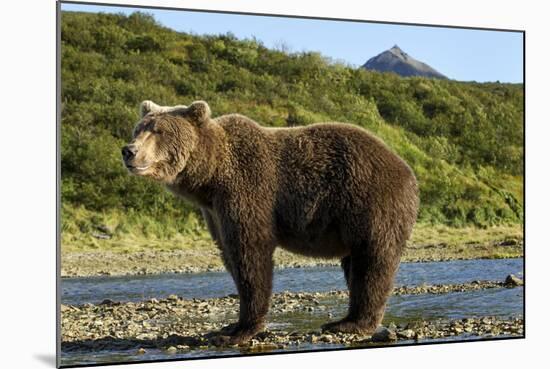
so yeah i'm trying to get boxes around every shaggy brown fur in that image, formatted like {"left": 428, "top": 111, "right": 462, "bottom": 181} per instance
{"left": 122, "top": 100, "right": 419, "bottom": 345}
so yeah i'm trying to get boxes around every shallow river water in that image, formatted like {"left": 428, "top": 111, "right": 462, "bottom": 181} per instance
{"left": 60, "top": 258, "right": 524, "bottom": 367}
{"left": 61, "top": 258, "right": 523, "bottom": 305}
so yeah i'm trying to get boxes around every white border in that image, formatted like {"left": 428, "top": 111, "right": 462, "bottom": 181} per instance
{"left": 1, "top": 0, "right": 547, "bottom": 368}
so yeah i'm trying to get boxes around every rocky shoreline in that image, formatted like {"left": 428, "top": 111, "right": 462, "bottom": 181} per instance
{"left": 62, "top": 316, "right": 523, "bottom": 354}
{"left": 61, "top": 278, "right": 524, "bottom": 353}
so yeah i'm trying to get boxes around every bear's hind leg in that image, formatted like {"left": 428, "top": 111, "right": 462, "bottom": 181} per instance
{"left": 323, "top": 240, "right": 402, "bottom": 335}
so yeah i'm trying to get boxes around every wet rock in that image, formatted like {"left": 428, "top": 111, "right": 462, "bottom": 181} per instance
{"left": 99, "top": 299, "right": 119, "bottom": 306}
{"left": 60, "top": 287, "right": 524, "bottom": 353}
{"left": 452, "top": 326, "right": 463, "bottom": 334}
{"left": 371, "top": 326, "right": 397, "bottom": 342}
{"left": 397, "top": 329, "right": 415, "bottom": 339}
{"left": 164, "top": 346, "right": 177, "bottom": 354}
{"left": 406, "top": 321, "right": 424, "bottom": 330}
{"left": 505, "top": 274, "right": 524, "bottom": 287}
{"left": 481, "top": 317, "right": 493, "bottom": 325}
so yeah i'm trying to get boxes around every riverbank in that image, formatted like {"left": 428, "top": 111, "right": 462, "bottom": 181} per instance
{"left": 61, "top": 223, "right": 523, "bottom": 277}
{"left": 61, "top": 279, "right": 524, "bottom": 353}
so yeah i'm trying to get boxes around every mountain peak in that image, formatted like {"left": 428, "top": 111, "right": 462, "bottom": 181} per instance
{"left": 390, "top": 44, "right": 402, "bottom": 51}
{"left": 388, "top": 45, "right": 409, "bottom": 60}
{"left": 362, "top": 46, "right": 447, "bottom": 79}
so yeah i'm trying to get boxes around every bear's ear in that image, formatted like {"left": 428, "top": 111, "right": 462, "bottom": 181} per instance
{"left": 185, "top": 101, "right": 211, "bottom": 125}
{"left": 140, "top": 101, "right": 189, "bottom": 117}
{"left": 140, "top": 100, "right": 161, "bottom": 118}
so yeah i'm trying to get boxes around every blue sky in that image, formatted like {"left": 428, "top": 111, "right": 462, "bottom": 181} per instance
{"left": 61, "top": 3, "right": 524, "bottom": 83}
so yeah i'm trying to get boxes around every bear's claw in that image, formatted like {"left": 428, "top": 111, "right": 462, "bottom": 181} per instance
{"left": 209, "top": 322, "right": 265, "bottom": 346}
{"left": 321, "top": 319, "right": 375, "bottom": 335}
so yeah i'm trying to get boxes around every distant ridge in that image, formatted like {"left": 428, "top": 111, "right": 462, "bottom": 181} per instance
{"left": 362, "top": 45, "right": 447, "bottom": 79}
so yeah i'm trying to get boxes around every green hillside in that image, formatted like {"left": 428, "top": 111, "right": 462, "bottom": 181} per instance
{"left": 60, "top": 11, "right": 524, "bottom": 241}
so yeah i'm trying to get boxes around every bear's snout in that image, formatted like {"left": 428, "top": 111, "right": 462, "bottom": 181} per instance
{"left": 121, "top": 144, "right": 137, "bottom": 162}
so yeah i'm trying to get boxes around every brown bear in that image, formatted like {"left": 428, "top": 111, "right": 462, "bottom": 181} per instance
{"left": 122, "top": 100, "right": 419, "bottom": 345}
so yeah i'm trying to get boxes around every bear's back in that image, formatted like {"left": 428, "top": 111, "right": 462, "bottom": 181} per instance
{"left": 214, "top": 114, "right": 414, "bottom": 190}
{"left": 215, "top": 114, "right": 414, "bottom": 209}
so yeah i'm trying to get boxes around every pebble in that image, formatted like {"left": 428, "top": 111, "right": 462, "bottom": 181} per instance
{"left": 165, "top": 346, "right": 177, "bottom": 354}
{"left": 61, "top": 285, "right": 524, "bottom": 353}
{"left": 505, "top": 274, "right": 524, "bottom": 287}
{"left": 371, "top": 327, "right": 397, "bottom": 342}
{"left": 397, "top": 329, "right": 415, "bottom": 339}
{"left": 99, "top": 299, "right": 119, "bottom": 306}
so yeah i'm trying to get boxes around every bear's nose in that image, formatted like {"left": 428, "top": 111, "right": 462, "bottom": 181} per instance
{"left": 122, "top": 145, "right": 137, "bottom": 161}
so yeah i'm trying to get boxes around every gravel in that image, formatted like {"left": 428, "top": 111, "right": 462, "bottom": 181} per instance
{"left": 61, "top": 280, "right": 523, "bottom": 352}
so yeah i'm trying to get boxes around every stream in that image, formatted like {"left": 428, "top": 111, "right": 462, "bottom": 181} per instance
{"left": 60, "top": 258, "right": 524, "bottom": 366}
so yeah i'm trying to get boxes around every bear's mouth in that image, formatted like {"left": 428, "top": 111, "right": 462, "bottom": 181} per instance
{"left": 125, "top": 163, "right": 151, "bottom": 172}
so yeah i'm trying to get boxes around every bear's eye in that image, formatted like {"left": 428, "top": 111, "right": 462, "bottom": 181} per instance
{"left": 152, "top": 129, "right": 163, "bottom": 135}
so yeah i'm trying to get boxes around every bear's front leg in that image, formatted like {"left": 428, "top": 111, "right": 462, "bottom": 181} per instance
{"left": 210, "top": 217, "right": 275, "bottom": 346}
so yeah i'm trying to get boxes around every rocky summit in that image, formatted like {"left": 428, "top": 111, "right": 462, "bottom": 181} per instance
{"left": 362, "top": 45, "right": 447, "bottom": 79}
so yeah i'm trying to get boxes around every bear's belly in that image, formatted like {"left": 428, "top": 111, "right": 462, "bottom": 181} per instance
{"left": 277, "top": 229, "right": 350, "bottom": 259}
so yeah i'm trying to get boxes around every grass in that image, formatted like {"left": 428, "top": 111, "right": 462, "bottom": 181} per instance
{"left": 61, "top": 204, "right": 523, "bottom": 258}
{"left": 410, "top": 223, "right": 523, "bottom": 248}
{"left": 61, "top": 204, "right": 523, "bottom": 252}
{"left": 60, "top": 204, "right": 523, "bottom": 276}
{"left": 61, "top": 203, "right": 208, "bottom": 253}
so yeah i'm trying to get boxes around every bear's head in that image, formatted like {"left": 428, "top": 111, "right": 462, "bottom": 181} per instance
{"left": 122, "top": 100, "right": 212, "bottom": 183}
